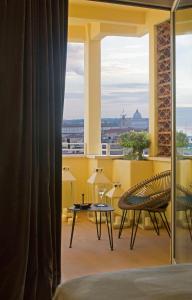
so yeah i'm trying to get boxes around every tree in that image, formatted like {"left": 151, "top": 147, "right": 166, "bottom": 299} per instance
{"left": 119, "top": 131, "right": 150, "bottom": 160}
{"left": 176, "top": 131, "right": 189, "bottom": 148}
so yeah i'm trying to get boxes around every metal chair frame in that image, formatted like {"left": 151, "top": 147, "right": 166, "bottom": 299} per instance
{"left": 176, "top": 184, "right": 192, "bottom": 241}
{"left": 118, "top": 170, "right": 171, "bottom": 250}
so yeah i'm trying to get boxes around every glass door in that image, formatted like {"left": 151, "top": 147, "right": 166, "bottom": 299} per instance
{"left": 173, "top": 0, "right": 192, "bottom": 263}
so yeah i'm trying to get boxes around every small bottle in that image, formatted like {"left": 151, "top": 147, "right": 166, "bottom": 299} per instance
{"left": 81, "top": 193, "right": 85, "bottom": 204}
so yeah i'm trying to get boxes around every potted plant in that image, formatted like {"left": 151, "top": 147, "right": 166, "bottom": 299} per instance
{"left": 119, "top": 131, "right": 150, "bottom": 160}
{"left": 176, "top": 131, "right": 189, "bottom": 157}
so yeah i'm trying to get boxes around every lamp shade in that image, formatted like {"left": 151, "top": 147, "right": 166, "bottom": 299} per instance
{"left": 106, "top": 182, "right": 123, "bottom": 198}
{"left": 87, "top": 168, "right": 110, "bottom": 184}
{"left": 62, "top": 166, "right": 76, "bottom": 182}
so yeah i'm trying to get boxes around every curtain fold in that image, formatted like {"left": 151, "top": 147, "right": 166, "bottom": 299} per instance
{"left": 0, "top": 1, "right": 68, "bottom": 299}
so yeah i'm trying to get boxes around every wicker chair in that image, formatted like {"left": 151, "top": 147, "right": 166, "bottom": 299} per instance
{"left": 118, "top": 170, "right": 171, "bottom": 249}
{"left": 176, "top": 184, "right": 192, "bottom": 240}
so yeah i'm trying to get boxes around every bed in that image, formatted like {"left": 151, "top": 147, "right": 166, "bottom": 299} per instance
{"left": 53, "top": 264, "right": 192, "bottom": 300}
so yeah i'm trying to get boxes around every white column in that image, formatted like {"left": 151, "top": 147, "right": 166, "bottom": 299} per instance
{"left": 84, "top": 39, "right": 101, "bottom": 155}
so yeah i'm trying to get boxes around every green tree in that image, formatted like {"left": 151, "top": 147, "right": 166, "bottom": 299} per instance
{"left": 176, "top": 131, "right": 189, "bottom": 148}
{"left": 119, "top": 131, "right": 150, "bottom": 160}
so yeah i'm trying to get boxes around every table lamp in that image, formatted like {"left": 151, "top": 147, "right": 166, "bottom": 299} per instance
{"left": 106, "top": 182, "right": 124, "bottom": 226}
{"left": 87, "top": 168, "right": 111, "bottom": 203}
{"left": 62, "top": 166, "right": 76, "bottom": 207}
{"left": 87, "top": 168, "right": 111, "bottom": 223}
{"left": 62, "top": 166, "right": 76, "bottom": 182}
{"left": 106, "top": 182, "right": 124, "bottom": 207}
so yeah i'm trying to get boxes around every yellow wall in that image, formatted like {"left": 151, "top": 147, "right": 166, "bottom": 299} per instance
{"left": 112, "top": 160, "right": 153, "bottom": 191}
{"left": 152, "top": 159, "right": 171, "bottom": 174}
{"left": 62, "top": 157, "right": 88, "bottom": 207}
{"left": 62, "top": 156, "right": 171, "bottom": 208}
{"left": 176, "top": 159, "right": 192, "bottom": 187}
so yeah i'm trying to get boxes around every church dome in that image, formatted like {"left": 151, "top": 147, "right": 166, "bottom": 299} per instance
{"left": 133, "top": 109, "right": 142, "bottom": 119}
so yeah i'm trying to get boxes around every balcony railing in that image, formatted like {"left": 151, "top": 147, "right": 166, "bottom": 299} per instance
{"left": 101, "top": 143, "right": 124, "bottom": 156}
{"left": 177, "top": 147, "right": 192, "bottom": 156}
{"left": 62, "top": 142, "right": 124, "bottom": 156}
{"left": 62, "top": 143, "right": 86, "bottom": 155}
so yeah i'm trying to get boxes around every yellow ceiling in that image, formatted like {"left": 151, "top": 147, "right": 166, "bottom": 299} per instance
{"left": 68, "top": 0, "right": 169, "bottom": 41}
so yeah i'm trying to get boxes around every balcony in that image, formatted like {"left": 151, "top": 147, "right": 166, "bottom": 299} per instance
{"left": 61, "top": 0, "right": 173, "bottom": 281}
{"left": 62, "top": 154, "right": 172, "bottom": 280}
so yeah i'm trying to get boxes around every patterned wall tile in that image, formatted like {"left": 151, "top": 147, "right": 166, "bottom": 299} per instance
{"left": 156, "top": 21, "right": 171, "bottom": 157}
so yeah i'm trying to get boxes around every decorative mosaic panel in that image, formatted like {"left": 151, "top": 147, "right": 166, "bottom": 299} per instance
{"left": 156, "top": 21, "right": 171, "bottom": 157}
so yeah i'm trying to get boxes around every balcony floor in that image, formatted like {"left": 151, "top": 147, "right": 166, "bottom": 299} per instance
{"left": 61, "top": 212, "right": 170, "bottom": 282}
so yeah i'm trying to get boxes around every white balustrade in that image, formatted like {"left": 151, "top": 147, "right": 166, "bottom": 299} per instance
{"left": 62, "top": 142, "right": 124, "bottom": 156}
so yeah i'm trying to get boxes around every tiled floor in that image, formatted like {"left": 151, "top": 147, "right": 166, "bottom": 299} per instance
{"left": 61, "top": 212, "right": 170, "bottom": 282}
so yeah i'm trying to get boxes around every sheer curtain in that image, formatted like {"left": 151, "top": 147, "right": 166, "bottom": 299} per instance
{"left": 0, "top": 1, "right": 68, "bottom": 299}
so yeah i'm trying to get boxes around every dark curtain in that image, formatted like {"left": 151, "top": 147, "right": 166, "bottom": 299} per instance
{"left": 0, "top": 1, "right": 68, "bottom": 299}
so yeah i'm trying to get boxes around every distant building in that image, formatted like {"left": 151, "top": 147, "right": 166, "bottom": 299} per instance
{"left": 188, "top": 136, "right": 192, "bottom": 144}
{"left": 62, "top": 123, "right": 84, "bottom": 143}
{"left": 120, "top": 109, "right": 149, "bottom": 130}
{"left": 62, "top": 125, "right": 84, "bottom": 135}
{"left": 102, "top": 109, "right": 149, "bottom": 142}
{"left": 62, "top": 109, "right": 149, "bottom": 143}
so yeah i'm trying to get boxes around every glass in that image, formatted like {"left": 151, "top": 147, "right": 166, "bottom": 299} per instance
{"left": 98, "top": 187, "right": 107, "bottom": 203}
{"left": 174, "top": 0, "right": 192, "bottom": 263}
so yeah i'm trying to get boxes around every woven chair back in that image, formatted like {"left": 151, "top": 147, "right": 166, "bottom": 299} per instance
{"left": 130, "top": 170, "right": 171, "bottom": 197}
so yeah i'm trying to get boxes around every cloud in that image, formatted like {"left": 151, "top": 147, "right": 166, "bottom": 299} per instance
{"left": 101, "top": 83, "right": 149, "bottom": 104}
{"left": 64, "top": 82, "right": 149, "bottom": 119}
{"left": 103, "top": 82, "right": 148, "bottom": 89}
{"left": 63, "top": 99, "right": 84, "bottom": 119}
{"left": 101, "top": 35, "right": 149, "bottom": 84}
{"left": 102, "top": 91, "right": 148, "bottom": 101}
{"left": 66, "top": 43, "right": 84, "bottom": 76}
{"left": 64, "top": 37, "right": 150, "bottom": 119}
{"left": 101, "top": 64, "right": 149, "bottom": 80}
{"left": 176, "top": 34, "right": 192, "bottom": 106}
{"left": 67, "top": 65, "right": 84, "bottom": 76}
{"left": 65, "top": 92, "right": 84, "bottom": 100}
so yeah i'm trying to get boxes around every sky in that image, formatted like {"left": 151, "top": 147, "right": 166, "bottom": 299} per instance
{"left": 175, "top": 33, "right": 192, "bottom": 134}
{"left": 63, "top": 33, "right": 192, "bottom": 120}
{"left": 176, "top": 34, "right": 192, "bottom": 107}
{"left": 64, "top": 35, "right": 149, "bottom": 120}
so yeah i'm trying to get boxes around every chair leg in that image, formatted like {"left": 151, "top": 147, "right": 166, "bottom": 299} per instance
{"left": 190, "top": 210, "right": 192, "bottom": 241}
{"left": 130, "top": 210, "right": 141, "bottom": 250}
{"left": 148, "top": 211, "right": 159, "bottom": 236}
{"left": 185, "top": 210, "right": 192, "bottom": 241}
{"left": 153, "top": 213, "right": 160, "bottom": 235}
{"left": 118, "top": 210, "right": 127, "bottom": 239}
{"left": 159, "top": 212, "right": 171, "bottom": 238}
{"left": 163, "top": 212, "right": 171, "bottom": 233}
